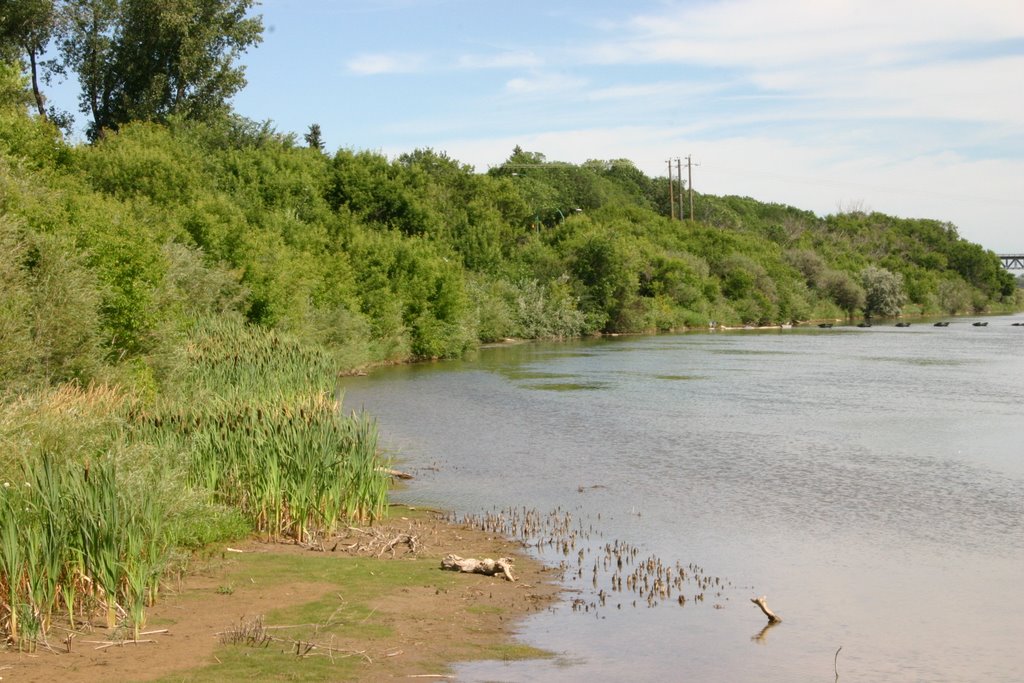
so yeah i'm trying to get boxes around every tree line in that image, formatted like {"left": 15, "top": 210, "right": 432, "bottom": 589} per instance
{"left": 1, "top": 0, "right": 1019, "bottom": 385}
{"left": 3, "top": 80, "right": 1020, "bottom": 390}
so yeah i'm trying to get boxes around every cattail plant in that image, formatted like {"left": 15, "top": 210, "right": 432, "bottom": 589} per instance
{"left": 142, "top": 318, "right": 392, "bottom": 542}
{"left": 1, "top": 317, "right": 392, "bottom": 647}
{"left": 0, "top": 452, "right": 170, "bottom": 647}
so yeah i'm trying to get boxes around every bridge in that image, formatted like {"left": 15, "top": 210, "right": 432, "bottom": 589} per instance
{"left": 998, "top": 254, "right": 1024, "bottom": 270}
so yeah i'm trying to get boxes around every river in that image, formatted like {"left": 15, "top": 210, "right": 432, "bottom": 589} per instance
{"left": 341, "top": 315, "right": 1024, "bottom": 682}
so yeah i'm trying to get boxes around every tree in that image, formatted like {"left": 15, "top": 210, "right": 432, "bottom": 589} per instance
{"left": 58, "top": 0, "right": 120, "bottom": 139}
{"left": 304, "top": 123, "right": 324, "bottom": 151}
{"left": 0, "top": 59, "right": 32, "bottom": 110}
{"left": 861, "top": 265, "right": 905, "bottom": 317}
{"left": 59, "top": 0, "right": 263, "bottom": 138}
{"left": 937, "top": 278, "right": 972, "bottom": 315}
{"left": 0, "top": 0, "right": 58, "bottom": 118}
{"left": 821, "top": 269, "right": 865, "bottom": 317}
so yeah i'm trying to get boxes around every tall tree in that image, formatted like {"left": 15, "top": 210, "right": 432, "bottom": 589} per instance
{"left": 59, "top": 0, "right": 263, "bottom": 138}
{"left": 0, "top": 0, "right": 58, "bottom": 118}
{"left": 304, "top": 122, "right": 324, "bottom": 151}
{"left": 59, "top": 0, "right": 118, "bottom": 138}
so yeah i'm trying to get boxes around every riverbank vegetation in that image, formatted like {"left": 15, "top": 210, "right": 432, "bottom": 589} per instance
{"left": 2, "top": 5, "right": 1021, "bottom": 653}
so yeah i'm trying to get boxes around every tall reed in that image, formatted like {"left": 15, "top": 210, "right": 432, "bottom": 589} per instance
{"left": 1, "top": 317, "right": 391, "bottom": 647}
{"left": 0, "top": 454, "right": 167, "bottom": 648}
{"left": 139, "top": 317, "right": 391, "bottom": 540}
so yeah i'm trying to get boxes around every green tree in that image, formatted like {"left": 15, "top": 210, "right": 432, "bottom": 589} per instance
{"left": 0, "top": 0, "right": 57, "bottom": 117}
{"left": 861, "top": 265, "right": 905, "bottom": 317}
{"left": 59, "top": 0, "right": 262, "bottom": 138}
{"left": 567, "top": 228, "right": 640, "bottom": 331}
{"left": 821, "top": 269, "right": 865, "bottom": 317}
{"left": 937, "top": 278, "right": 972, "bottom": 315}
{"left": 0, "top": 59, "right": 31, "bottom": 109}
{"left": 304, "top": 122, "right": 324, "bottom": 151}
{"left": 57, "top": 0, "right": 118, "bottom": 138}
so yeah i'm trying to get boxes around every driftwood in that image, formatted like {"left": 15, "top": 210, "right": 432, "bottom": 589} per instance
{"left": 751, "top": 595, "right": 782, "bottom": 623}
{"left": 440, "top": 554, "right": 516, "bottom": 581}
{"left": 377, "top": 467, "right": 414, "bottom": 480}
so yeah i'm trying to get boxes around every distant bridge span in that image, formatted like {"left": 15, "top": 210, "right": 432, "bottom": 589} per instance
{"left": 999, "top": 254, "right": 1024, "bottom": 270}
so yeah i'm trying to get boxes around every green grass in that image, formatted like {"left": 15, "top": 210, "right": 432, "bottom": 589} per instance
{"left": 155, "top": 549, "right": 544, "bottom": 682}
{"left": 164, "top": 644, "right": 362, "bottom": 682}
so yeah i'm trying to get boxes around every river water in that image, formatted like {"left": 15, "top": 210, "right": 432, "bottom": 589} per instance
{"left": 341, "top": 315, "right": 1024, "bottom": 682}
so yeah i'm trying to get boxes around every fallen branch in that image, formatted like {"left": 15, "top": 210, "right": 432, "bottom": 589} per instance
{"left": 333, "top": 524, "right": 420, "bottom": 556}
{"left": 750, "top": 595, "right": 782, "bottom": 623}
{"left": 441, "top": 554, "right": 516, "bottom": 581}
{"left": 378, "top": 533, "right": 418, "bottom": 558}
{"left": 378, "top": 467, "right": 414, "bottom": 480}
{"left": 86, "top": 639, "right": 158, "bottom": 650}
{"left": 218, "top": 616, "right": 372, "bottom": 661}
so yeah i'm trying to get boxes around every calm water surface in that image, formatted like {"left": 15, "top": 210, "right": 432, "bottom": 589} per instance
{"left": 342, "top": 316, "right": 1024, "bottom": 682}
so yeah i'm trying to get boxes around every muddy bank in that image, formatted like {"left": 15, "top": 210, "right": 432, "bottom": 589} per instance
{"left": 0, "top": 507, "right": 562, "bottom": 682}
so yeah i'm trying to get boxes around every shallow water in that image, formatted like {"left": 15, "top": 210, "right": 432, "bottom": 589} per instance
{"left": 342, "top": 316, "right": 1024, "bottom": 682}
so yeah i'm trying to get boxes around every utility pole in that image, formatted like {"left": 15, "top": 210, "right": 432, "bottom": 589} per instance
{"left": 676, "top": 158, "right": 683, "bottom": 221}
{"left": 667, "top": 159, "right": 676, "bottom": 220}
{"left": 686, "top": 154, "right": 698, "bottom": 221}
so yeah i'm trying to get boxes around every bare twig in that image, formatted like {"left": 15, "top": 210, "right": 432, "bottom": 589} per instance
{"left": 217, "top": 615, "right": 371, "bottom": 661}
{"left": 88, "top": 639, "right": 158, "bottom": 650}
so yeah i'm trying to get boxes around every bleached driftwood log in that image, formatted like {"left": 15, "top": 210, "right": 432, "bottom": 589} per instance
{"left": 751, "top": 595, "right": 782, "bottom": 623}
{"left": 441, "top": 554, "right": 516, "bottom": 581}
{"left": 377, "top": 467, "right": 414, "bottom": 480}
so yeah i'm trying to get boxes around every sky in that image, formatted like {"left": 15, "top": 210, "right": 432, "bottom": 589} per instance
{"left": 48, "top": 0, "right": 1024, "bottom": 253}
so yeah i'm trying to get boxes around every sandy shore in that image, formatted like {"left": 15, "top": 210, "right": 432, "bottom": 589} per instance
{"left": 0, "top": 506, "right": 562, "bottom": 682}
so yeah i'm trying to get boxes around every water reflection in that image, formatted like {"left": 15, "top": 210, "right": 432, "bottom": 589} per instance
{"left": 342, "top": 316, "right": 1024, "bottom": 682}
{"left": 751, "top": 620, "right": 781, "bottom": 644}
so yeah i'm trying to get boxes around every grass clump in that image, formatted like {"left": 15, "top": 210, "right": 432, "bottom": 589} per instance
{"left": 0, "top": 318, "right": 391, "bottom": 650}
{"left": 143, "top": 318, "right": 390, "bottom": 540}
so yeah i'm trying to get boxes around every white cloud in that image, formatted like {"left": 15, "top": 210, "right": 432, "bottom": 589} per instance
{"left": 585, "top": 79, "right": 730, "bottom": 102}
{"left": 346, "top": 53, "right": 426, "bottom": 75}
{"left": 618, "top": 0, "right": 1024, "bottom": 69}
{"left": 456, "top": 51, "right": 543, "bottom": 69}
{"left": 505, "top": 72, "right": 587, "bottom": 94}
{"left": 575, "top": 0, "right": 1024, "bottom": 130}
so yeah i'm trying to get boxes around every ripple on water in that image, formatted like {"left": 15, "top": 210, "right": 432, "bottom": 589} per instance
{"left": 342, "top": 327, "right": 1024, "bottom": 683}
{"left": 522, "top": 381, "right": 609, "bottom": 392}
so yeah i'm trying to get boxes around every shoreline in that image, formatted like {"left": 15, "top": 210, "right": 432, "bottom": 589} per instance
{"left": 375, "top": 308, "right": 1024, "bottom": 369}
{"left": 0, "top": 506, "right": 563, "bottom": 682}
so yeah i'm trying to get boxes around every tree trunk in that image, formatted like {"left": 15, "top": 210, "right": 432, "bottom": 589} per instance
{"left": 27, "top": 47, "right": 47, "bottom": 118}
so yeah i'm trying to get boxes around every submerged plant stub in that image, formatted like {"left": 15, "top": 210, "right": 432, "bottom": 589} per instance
{"left": 450, "top": 506, "right": 737, "bottom": 617}
{"left": 751, "top": 595, "right": 782, "bottom": 623}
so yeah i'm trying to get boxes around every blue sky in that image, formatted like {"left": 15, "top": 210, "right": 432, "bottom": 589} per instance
{"left": 50, "top": 0, "right": 1024, "bottom": 252}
